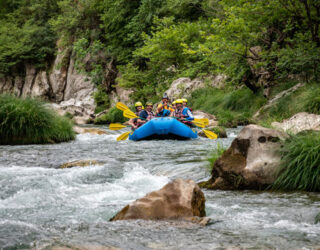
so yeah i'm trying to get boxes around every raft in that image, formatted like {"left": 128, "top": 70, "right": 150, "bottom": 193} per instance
{"left": 129, "top": 117, "right": 198, "bottom": 141}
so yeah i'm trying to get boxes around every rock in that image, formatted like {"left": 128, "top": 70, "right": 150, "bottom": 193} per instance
{"left": 59, "top": 159, "right": 103, "bottom": 169}
{"left": 49, "top": 48, "right": 71, "bottom": 102}
{"left": 198, "top": 126, "right": 227, "bottom": 138}
{"left": 21, "top": 64, "right": 37, "bottom": 97}
{"left": 31, "top": 71, "right": 50, "bottom": 98}
{"left": 193, "top": 110, "right": 218, "bottom": 127}
{"left": 50, "top": 245, "right": 120, "bottom": 250}
{"left": 166, "top": 77, "right": 205, "bottom": 100}
{"left": 272, "top": 112, "right": 320, "bottom": 134}
{"left": 73, "top": 126, "right": 108, "bottom": 135}
{"left": 110, "top": 179, "right": 206, "bottom": 221}
{"left": 208, "top": 74, "right": 227, "bottom": 88}
{"left": 203, "top": 125, "right": 287, "bottom": 190}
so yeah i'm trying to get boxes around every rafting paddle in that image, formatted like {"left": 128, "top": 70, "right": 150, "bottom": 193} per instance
{"left": 202, "top": 129, "right": 218, "bottom": 139}
{"left": 116, "top": 102, "right": 130, "bottom": 111}
{"left": 123, "top": 109, "right": 138, "bottom": 119}
{"left": 116, "top": 131, "right": 131, "bottom": 141}
{"left": 109, "top": 123, "right": 127, "bottom": 130}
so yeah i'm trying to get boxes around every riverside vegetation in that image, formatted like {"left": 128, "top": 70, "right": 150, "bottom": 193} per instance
{"left": 0, "top": 0, "right": 319, "bottom": 192}
{"left": 0, "top": 95, "right": 75, "bottom": 144}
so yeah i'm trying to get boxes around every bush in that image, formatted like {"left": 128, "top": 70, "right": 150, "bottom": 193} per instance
{"left": 207, "top": 143, "right": 226, "bottom": 170}
{"left": 93, "top": 86, "right": 110, "bottom": 114}
{"left": 189, "top": 87, "right": 266, "bottom": 127}
{"left": 0, "top": 95, "right": 75, "bottom": 145}
{"left": 94, "top": 106, "right": 127, "bottom": 124}
{"left": 272, "top": 131, "right": 320, "bottom": 192}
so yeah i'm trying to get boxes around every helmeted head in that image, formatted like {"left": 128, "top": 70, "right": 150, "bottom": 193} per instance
{"left": 172, "top": 100, "right": 177, "bottom": 108}
{"left": 145, "top": 101, "right": 153, "bottom": 111}
{"left": 135, "top": 101, "right": 143, "bottom": 112}
{"left": 182, "top": 98, "right": 187, "bottom": 107}
{"left": 162, "top": 93, "right": 169, "bottom": 104}
{"left": 175, "top": 99, "right": 183, "bottom": 109}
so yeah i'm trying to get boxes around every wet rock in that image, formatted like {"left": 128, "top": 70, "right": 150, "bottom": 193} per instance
{"left": 193, "top": 110, "right": 218, "bottom": 127}
{"left": 73, "top": 126, "right": 107, "bottom": 135}
{"left": 203, "top": 125, "right": 287, "bottom": 190}
{"left": 59, "top": 160, "right": 103, "bottom": 169}
{"left": 110, "top": 179, "right": 206, "bottom": 221}
{"left": 272, "top": 112, "right": 320, "bottom": 134}
{"left": 198, "top": 126, "right": 227, "bottom": 138}
{"left": 166, "top": 77, "right": 205, "bottom": 100}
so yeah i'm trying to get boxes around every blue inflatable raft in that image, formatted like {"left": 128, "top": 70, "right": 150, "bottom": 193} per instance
{"left": 129, "top": 117, "right": 198, "bottom": 141}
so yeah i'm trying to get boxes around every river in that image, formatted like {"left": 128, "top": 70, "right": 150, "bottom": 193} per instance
{"left": 0, "top": 127, "right": 319, "bottom": 249}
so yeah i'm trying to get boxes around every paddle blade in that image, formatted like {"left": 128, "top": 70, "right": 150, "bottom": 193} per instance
{"left": 109, "top": 123, "right": 127, "bottom": 130}
{"left": 116, "top": 131, "right": 131, "bottom": 141}
{"left": 194, "top": 118, "right": 209, "bottom": 126}
{"left": 116, "top": 102, "right": 130, "bottom": 111}
{"left": 123, "top": 109, "right": 138, "bottom": 119}
{"left": 192, "top": 120, "right": 206, "bottom": 128}
{"left": 202, "top": 129, "right": 218, "bottom": 139}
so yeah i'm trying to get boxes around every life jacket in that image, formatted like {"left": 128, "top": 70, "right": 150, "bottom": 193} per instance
{"left": 182, "top": 107, "right": 194, "bottom": 121}
{"left": 146, "top": 110, "right": 155, "bottom": 120}
{"left": 157, "top": 109, "right": 171, "bottom": 117}
{"left": 158, "top": 103, "right": 174, "bottom": 112}
{"left": 173, "top": 108, "right": 185, "bottom": 119}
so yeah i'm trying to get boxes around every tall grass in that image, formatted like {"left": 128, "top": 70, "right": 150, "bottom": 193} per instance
{"left": 189, "top": 87, "right": 266, "bottom": 127}
{"left": 0, "top": 95, "right": 75, "bottom": 144}
{"left": 272, "top": 131, "right": 320, "bottom": 192}
{"left": 207, "top": 143, "right": 226, "bottom": 171}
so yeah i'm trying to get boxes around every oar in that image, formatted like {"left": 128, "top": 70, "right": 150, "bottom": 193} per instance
{"left": 202, "top": 129, "right": 217, "bottom": 139}
{"left": 123, "top": 109, "right": 138, "bottom": 119}
{"left": 116, "top": 102, "right": 130, "bottom": 111}
{"left": 109, "top": 123, "right": 127, "bottom": 130}
{"left": 116, "top": 131, "right": 131, "bottom": 141}
{"left": 194, "top": 118, "right": 209, "bottom": 126}
{"left": 192, "top": 120, "right": 206, "bottom": 128}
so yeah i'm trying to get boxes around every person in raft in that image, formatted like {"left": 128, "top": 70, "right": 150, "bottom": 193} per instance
{"left": 182, "top": 98, "right": 192, "bottom": 111}
{"left": 128, "top": 101, "right": 144, "bottom": 129}
{"left": 171, "top": 99, "right": 194, "bottom": 126}
{"left": 138, "top": 101, "right": 155, "bottom": 124}
{"left": 156, "top": 93, "right": 174, "bottom": 117}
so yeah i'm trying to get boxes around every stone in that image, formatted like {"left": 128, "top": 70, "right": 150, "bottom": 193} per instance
{"left": 166, "top": 77, "right": 205, "bottom": 100}
{"left": 193, "top": 110, "right": 218, "bottom": 127}
{"left": 31, "top": 71, "right": 50, "bottom": 98}
{"left": 21, "top": 64, "right": 37, "bottom": 97}
{"left": 203, "top": 125, "right": 287, "bottom": 190}
{"left": 272, "top": 112, "right": 320, "bottom": 134}
{"left": 110, "top": 179, "right": 206, "bottom": 221}
{"left": 208, "top": 74, "right": 227, "bottom": 88}
{"left": 73, "top": 126, "right": 108, "bottom": 135}
{"left": 49, "top": 49, "right": 71, "bottom": 102}
{"left": 59, "top": 160, "right": 103, "bottom": 169}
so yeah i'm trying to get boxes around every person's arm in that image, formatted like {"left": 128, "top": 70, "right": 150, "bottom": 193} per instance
{"left": 185, "top": 109, "right": 194, "bottom": 121}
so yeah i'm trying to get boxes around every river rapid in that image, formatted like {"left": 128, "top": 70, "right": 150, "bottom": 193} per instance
{"left": 0, "top": 127, "right": 319, "bottom": 249}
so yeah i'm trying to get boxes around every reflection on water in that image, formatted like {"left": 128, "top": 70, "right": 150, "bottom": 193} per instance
{"left": 0, "top": 126, "right": 319, "bottom": 249}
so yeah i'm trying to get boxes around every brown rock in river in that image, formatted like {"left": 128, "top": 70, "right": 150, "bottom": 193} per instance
{"left": 201, "top": 124, "right": 287, "bottom": 190}
{"left": 110, "top": 179, "right": 206, "bottom": 221}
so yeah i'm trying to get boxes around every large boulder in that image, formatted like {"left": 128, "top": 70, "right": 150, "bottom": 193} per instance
{"left": 193, "top": 110, "right": 218, "bottom": 127}
{"left": 110, "top": 179, "right": 206, "bottom": 221}
{"left": 272, "top": 112, "right": 320, "bottom": 134}
{"left": 166, "top": 77, "right": 205, "bottom": 100}
{"left": 202, "top": 125, "right": 287, "bottom": 190}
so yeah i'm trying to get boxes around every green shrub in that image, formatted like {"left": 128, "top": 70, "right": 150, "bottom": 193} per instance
{"left": 94, "top": 106, "right": 127, "bottom": 124}
{"left": 304, "top": 87, "right": 320, "bottom": 114}
{"left": 94, "top": 86, "right": 110, "bottom": 114}
{"left": 189, "top": 87, "right": 266, "bottom": 127}
{"left": 207, "top": 143, "right": 226, "bottom": 171}
{"left": 0, "top": 95, "right": 75, "bottom": 145}
{"left": 272, "top": 131, "right": 320, "bottom": 192}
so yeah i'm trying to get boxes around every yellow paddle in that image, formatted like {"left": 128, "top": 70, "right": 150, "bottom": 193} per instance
{"left": 116, "top": 131, "right": 131, "bottom": 141}
{"left": 192, "top": 120, "right": 206, "bottom": 128}
{"left": 109, "top": 123, "right": 127, "bottom": 130}
{"left": 123, "top": 109, "right": 138, "bottom": 119}
{"left": 202, "top": 129, "right": 218, "bottom": 139}
{"left": 194, "top": 118, "right": 209, "bottom": 126}
{"left": 116, "top": 102, "right": 130, "bottom": 111}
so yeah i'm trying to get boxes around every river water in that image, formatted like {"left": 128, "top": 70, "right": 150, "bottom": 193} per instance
{"left": 0, "top": 127, "right": 319, "bottom": 249}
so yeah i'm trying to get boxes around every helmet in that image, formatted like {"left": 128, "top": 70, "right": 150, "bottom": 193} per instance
{"left": 175, "top": 99, "right": 183, "bottom": 104}
{"left": 162, "top": 93, "right": 169, "bottom": 99}
{"left": 172, "top": 101, "right": 176, "bottom": 105}
{"left": 182, "top": 98, "right": 188, "bottom": 103}
{"left": 135, "top": 101, "right": 143, "bottom": 107}
{"left": 145, "top": 101, "right": 153, "bottom": 106}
